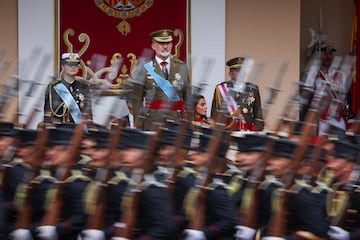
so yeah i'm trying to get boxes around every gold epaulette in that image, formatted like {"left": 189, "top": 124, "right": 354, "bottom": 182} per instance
{"left": 9, "top": 158, "right": 32, "bottom": 170}
{"left": 108, "top": 170, "right": 131, "bottom": 185}
{"left": 50, "top": 77, "right": 61, "bottom": 85}
{"left": 177, "top": 166, "right": 197, "bottom": 179}
{"left": 258, "top": 174, "right": 284, "bottom": 190}
{"left": 290, "top": 179, "right": 313, "bottom": 193}
{"left": 78, "top": 154, "right": 92, "bottom": 165}
{"left": 207, "top": 177, "right": 227, "bottom": 191}
{"left": 32, "top": 169, "right": 57, "bottom": 184}
{"left": 65, "top": 170, "right": 92, "bottom": 183}
{"left": 311, "top": 180, "right": 334, "bottom": 194}
{"left": 171, "top": 57, "right": 184, "bottom": 64}
{"left": 139, "top": 174, "right": 166, "bottom": 190}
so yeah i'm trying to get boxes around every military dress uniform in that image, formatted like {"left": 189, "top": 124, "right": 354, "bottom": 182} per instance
{"left": 44, "top": 53, "right": 92, "bottom": 123}
{"left": 131, "top": 29, "right": 190, "bottom": 131}
{"left": 211, "top": 57, "right": 264, "bottom": 131}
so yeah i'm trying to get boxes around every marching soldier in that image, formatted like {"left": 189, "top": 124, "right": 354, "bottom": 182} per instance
{"left": 44, "top": 53, "right": 92, "bottom": 124}
{"left": 130, "top": 29, "right": 190, "bottom": 131}
{"left": 322, "top": 135, "right": 360, "bottom": 240}
{"left": 211, "top": 57, "right": 264, "bottom": 131}
{"left": 181, "top": 127, "right": 238, "bottom": 239}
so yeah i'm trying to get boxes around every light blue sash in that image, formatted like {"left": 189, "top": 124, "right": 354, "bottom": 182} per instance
{"left": 53, "top": 83, "right": 82, "bottom": 123}
{"left": 144, "top": 62, "right": 180, "bottom": 101}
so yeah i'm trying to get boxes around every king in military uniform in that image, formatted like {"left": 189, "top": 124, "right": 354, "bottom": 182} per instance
{"left": 211, "top": 56, "right": 264, "bottom": 131}
{"left": 130, "top": 29, "right": 190, "bottom": 131}
{"left": 44, "top": 53, "right": 92, "bottom": 123}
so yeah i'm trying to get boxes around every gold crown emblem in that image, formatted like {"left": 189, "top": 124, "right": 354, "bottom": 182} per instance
{"left": 161, "top": 30, "right": 169, "bottom": 37}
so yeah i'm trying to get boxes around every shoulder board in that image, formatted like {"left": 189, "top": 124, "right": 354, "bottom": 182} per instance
{"left": 108, "top": 170, "right": 130, "bottom": 185}
{"left": 140, "top": 173, "right": 166, "bottom": 190}
{"left": 50, "top": 78, "right": 61, "bottom": 85}
{"left": 258, "top": 175, "right": 284, "bottom": 190}
{"left": 290, "top": 179, "right": 313, "bottom": 193}
{"left": 32, "top": 169, "right": 57, "bottom": 184}
{"left": 207, "top": 177, "right": 227, "bottom": 190}
{"left": 177, "top": 166, "right": 197, "bottom": 179}
{"left": 171, "top": 57, "right": 184, "bottom": 64}
{"left": 65, "top": 170, "right": 92, "bottom": 183}
{"left": 78, "top": 154, "right": 92, "bottom": 165}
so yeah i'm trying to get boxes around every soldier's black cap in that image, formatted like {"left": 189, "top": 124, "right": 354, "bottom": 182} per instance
{"left": 150, "top": 29, "right": 173, "bottom": 43}
{"left": 271, "top": 137, "right": 298, "bottom": 159}
{"left": 232, "top": 131, "right": 268, "bottom": 152}
{"left": 118, "top": 128, "right": 150, "bottom": 150}
{"left": 88, "top": 128, "right": 110, "bottom": 148}
{"left": 18, "top": 129, "right": 38, "bottom": 146}
{"left": 192, "top": 127, "right": 229, "bottom": 157}
{"left": 0, "top": 122, "right": 18, "bottom": 137}
{"left": 159, "top": 121, "right": 180, "bottom": 146}
{"left": 329, "top": 137, "right": 359, "bottom": 161}
{"left": 226, "top": 57, "right": 245, "bottom": 70}
{"left": 47, "top": 126, "right": 74, "bottom": 146}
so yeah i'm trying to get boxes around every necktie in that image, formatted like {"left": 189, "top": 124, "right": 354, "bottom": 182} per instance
{"left": 160, "top": 61, "right": 169, "bottom": 79}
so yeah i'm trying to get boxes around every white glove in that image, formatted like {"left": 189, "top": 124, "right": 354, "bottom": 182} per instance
{"left": 235, "top": 225, "right": 256, "bottom": 240}
{"left": 81, "top": 229, "right": 106, "bottom": 240}
{"left": 10, "top": 228, "right": 33, "bottom": 240}
{"left": 36, "top": 225, "right": 58, "bottom": 240}
{"left": 110, "top": 238, "right": 130, "bottom": 240}
{"left": 328, "top": 226, "right": 350, "bottom": 240}
{"left": 261, "top": 237, "right": 286, "bottom": 240}
{"left": 183, "top": 229, "right": 206, "bottom": 240}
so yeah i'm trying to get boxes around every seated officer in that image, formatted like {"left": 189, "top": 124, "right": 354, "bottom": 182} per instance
{"left": 44, "top": 53, "right": 92, "bottom": 123}
{"left": 211, "top": 56, "right": 264, "bottom": 131}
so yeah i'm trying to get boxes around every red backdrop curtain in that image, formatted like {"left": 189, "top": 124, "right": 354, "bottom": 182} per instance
{"left": 351, "top": 0, "right": 360, "bottom": 116}
{"left": 58, "top": 0, "right": 188, "bottom": 88}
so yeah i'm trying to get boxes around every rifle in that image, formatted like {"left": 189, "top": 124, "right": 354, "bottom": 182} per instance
{"left": 264, "top": 58, "right": 351, "bottom": 236}
{"left": 40, "top": 121, "right": 86, "bottom": 226}
{"left": 188, "top": 110, "right": 228, "bottom": 230}
{"left": 15, "top": 124, "right": 49, "bottom": 228}
{"left": 113, "top": 122, "right": 165, "bottom": 238}
{"left": 85, "top": 120, "right": 123, "bottom": 230}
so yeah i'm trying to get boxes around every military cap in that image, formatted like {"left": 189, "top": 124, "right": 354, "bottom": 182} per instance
{"left": 226, "top": 57, "right": 245, "bottom": 69}
{"left": 61, "top": 52, "right": 80, "bottom": 66}
{"left": 88, "top": 128, "right": 110, "bottom": 148}
{"left": 118, "top": 128, "right": 150, "bottom": 149}
{"left": 232, "top": 131, "right": 268, "bottom": 152}
{"left": 160, "top": 121, "right": 180, "bottom": 146}
{"left": 18, "top": 129, "right": 38, "bottom": 146}
{"left": 0, "top": 122, "right": 18, "bottom": 136}
{"left": 194, "top": 127, "right": 229, "bottom": 157}
{"left": 271, "top": 137, "right": 298, "bottom": 159}
{"left": 47, "top": 126, "right": 74, "bottom": 146}
{"left": 330, "top": 138, "right": 359, "bottom": 161}
{"left": 150, "top": 29, "right": 173, "bottom": 43}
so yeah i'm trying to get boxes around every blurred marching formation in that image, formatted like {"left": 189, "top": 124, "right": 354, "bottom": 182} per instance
{"left": 0, "top": 29, "right": 359, "bottom": 240}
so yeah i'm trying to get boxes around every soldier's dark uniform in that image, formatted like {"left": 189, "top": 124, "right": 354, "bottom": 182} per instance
{"left": 130, "top": 29, "right": 190, "bottom": 131}
{"left": 32, "top": 125, "right": 91, "bottom": 240}
{"left": 211, "top": 57, "right": 264, "bottom": 131}
{"left": 44, "top": 53, "right": 92, "bottom": 123}
{"left": 256, "top": 137, "right": 298, "bottom": 237}
{"left": 326, "top": 136, "right": 360, "bottom": 240}
{"left": 181, "top": 127, "right": 238, "bottom": 239}
{"left": 2, "top": 129, "right": 36, "bottom": 236}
